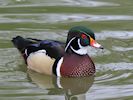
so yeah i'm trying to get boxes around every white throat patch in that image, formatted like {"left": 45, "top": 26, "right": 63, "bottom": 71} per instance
{"left": 70, "top": 39, "right": 88, "bottom": 55}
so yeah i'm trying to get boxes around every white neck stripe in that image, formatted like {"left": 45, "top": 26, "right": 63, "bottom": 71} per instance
{"left": 56, "top": 57, "right": 63, "bottom": 77}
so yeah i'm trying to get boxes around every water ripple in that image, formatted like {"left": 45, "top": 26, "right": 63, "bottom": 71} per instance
{"left": 0, "top": 0, "right": 119, "bottom": 7}
{"left": 112, "top": 46, "right": 133, "bottom": 52}
{"left": 95, "top": 73, "right": 132, "bottom": 83}
{"left": 1, "top": 14, "right": 133, "bottom": 23}
{"left": 97, "top": 31, "right": 133, "bottom": 40}
{"left": 97, "top": 62, "right": 133, "bottom": 71}
{"left": 87, "top": 84, "right": 133, "bottom": 100}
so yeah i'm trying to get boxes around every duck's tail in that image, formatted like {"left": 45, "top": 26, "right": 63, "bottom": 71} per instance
{"left": 12, "top": 36, "right": 34, "bottom": 52}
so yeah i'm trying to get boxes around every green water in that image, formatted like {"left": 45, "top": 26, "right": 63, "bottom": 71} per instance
{"left": 0, "top": 0, "right": 133, "bottom": 100}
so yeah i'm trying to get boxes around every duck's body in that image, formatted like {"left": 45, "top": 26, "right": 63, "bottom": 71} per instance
{"left": 12, "top": 26, "right": 103, "bottom": 77}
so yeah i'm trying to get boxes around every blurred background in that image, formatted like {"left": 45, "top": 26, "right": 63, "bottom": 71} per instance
{"left": 0, "top": 0, "right": 133, "bottom": 100}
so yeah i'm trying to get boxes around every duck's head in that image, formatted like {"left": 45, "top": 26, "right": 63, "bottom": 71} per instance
{"left": 65, "top": 26, "right": 103, "bottom": 55}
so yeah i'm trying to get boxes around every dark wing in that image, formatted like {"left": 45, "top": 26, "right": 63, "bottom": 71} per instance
{"left": 39, "top": 40, "right": 65, "bottom": 59}
{"left": 12, "top": 36, "right": 65, "bottom": 60}
{"left": 12, "top": 36, "right": 37, "bottom": 53}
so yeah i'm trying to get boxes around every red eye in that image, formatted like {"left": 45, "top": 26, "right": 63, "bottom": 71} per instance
{"left": 81, "top": 34, "right": 87, "bottom": 39}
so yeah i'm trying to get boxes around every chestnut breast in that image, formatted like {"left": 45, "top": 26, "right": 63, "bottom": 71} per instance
{"left": 60, "top": 54, "right": 95, "bottom": 77}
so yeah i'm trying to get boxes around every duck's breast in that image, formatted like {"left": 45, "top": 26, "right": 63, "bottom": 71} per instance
{"left": 60, "top": 54, "right": 95, "bottom": 77}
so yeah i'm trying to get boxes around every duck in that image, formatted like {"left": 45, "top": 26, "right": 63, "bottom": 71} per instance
{"left": 12, "top": 26, "right": 103, "bottom": 77}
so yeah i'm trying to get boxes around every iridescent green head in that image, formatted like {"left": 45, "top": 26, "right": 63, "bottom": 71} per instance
{"left": 65, "top": 26, "right": 103, "bottom": 55}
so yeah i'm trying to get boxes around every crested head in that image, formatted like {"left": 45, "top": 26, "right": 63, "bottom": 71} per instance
{"left": 65, "top": 26, "right": 103, "bottom": 55}
{"left": 66, "top": 26, "right": 95, "bottom": 43}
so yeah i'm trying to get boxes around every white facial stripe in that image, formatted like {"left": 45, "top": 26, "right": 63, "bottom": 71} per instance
{"left": 65, "top": 37, "right": 76, "bottom": 52}
{"left": 56, "top": 57, "right": 63, "bottom": 77}
{"left": 70, "top": 39, "right": 88, "bottom": 55}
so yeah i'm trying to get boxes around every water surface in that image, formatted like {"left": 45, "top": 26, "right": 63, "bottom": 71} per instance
{"left": 0, "top": 0, "right": 133, "bottom": 100}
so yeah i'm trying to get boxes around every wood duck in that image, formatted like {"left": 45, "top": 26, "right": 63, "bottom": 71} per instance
{"left": 12, "top": 26, "right": 103, "bottom": 77}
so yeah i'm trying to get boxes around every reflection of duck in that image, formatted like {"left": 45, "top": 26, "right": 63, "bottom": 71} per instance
{"left": 28, "top": 70, "right": 94, "bottom": 100}
{"left": 12, "top": 26, "right": 103, "bottom": 77}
